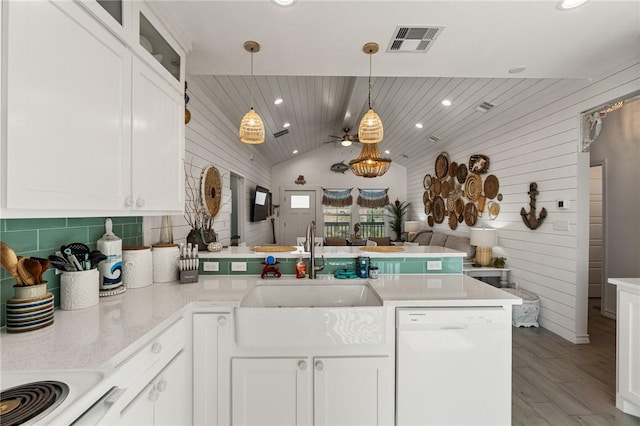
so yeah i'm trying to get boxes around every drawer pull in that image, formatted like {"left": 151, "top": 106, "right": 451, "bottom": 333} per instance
{"left": 298, "top": 360, "right": 307, "bottom": 371}
{"left": 315, "top": 361, "right": 324, "bottom": 371}
{"left": 136, "top": 197, "right": 145, "bottom": 208}
{"left": 124, "top": 196, "right": 133, "bottom": 207}
{"left": 218, "top": 316, "right": 227, "bottom": 326}
{"left": 148, "top": 385, "right": 160, "bottom": 402}
{"left": 151, "top": 342, "right": 162, "bottom": 354}
{"left": 156, "top": 379, "right": 167, "bottom": 392}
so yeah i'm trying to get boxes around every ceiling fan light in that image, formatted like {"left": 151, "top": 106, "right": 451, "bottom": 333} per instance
{"left": 358, "top": 109, "right": 384, "bottom": 143}
{"left": 239, "top": 108, "right": 265, "bottom": 144}
{"left": 341, "top": 140, "right": 352, "bottom": 147}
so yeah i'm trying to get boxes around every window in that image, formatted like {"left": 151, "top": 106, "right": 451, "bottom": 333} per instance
{"left": 323, "top": 205, "right": 351, "bottom": 237}
{"left": 358, "top": 207, "right": 386, "bottom": 238}
{"left": 290, "top": 195, "right": 310, "bottom": 209}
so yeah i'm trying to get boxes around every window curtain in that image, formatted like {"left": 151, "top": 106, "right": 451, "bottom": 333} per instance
{"left": 357, "top": 188, "right": 389, "bottom": 208}
{"left": 322, "top": 188, "right": 353, "bottom": 207}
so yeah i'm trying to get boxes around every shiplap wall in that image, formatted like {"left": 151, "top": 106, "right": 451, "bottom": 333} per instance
{"left": 404, "top": 61, "right": 640, "bottom": 343}
{"left": 144, "top": 76, "right": 272, "bottom": 247}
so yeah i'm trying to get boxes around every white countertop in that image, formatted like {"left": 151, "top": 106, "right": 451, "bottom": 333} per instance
{"left": 608, "top": 277, "right": 640, "bottom": 291}
{"left": 0, "top": 274, "right": 520, "bottom": 372}
{"left": 201, "top": 245, "right": 465, "bottom": 259}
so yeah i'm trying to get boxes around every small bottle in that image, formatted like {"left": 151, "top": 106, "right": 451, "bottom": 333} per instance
{"left": 369, "top": 265, "right": 379, "bottom": 279}
{"left": 296, "top": 256, "right": 306, "bottom": 278}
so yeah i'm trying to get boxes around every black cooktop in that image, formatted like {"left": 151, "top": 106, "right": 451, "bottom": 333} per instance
{"left": 1, "top": 381, "right": 68, "bottom": 426}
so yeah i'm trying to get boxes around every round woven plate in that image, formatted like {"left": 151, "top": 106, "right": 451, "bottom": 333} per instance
{"left": 433, "top": 196, "right": 445, "bottom": 224}
{"left": 488, "top": 201, "right": 500, "bottom": 219}
{"left": 464, "top": 173, "right": 482, "bottom": 201}
{"left": 464, "top": 202, "right": 478, "bottom": 226}
{"left": 423, "top": 191, "right": 430, "bottom": 204}
{"left": 423, "top": 174, "right": 432, "bottom": 190}
{"left": 201, "top": 166, "right": 222, "bottom": 217}
{"left": 484, "top": 174, "right": 499, "bottom": 199}
{"left": 252, "top": 246, "right": 297, "bottom": 252}
{"left": 449, "top": 213, "right": 458, "bottom": 230}
{"left": 435, "top": 153, "right": 449, "bottom": 179}
{"left": 432, "top": 179, "right": 442, "bottom": 196}
{"left": 441, "top": 180, "right": 450, "bottom": 198}
{"left": 424, "top": 199, "right": 432, "bottom": 215}
{"left": 449, "top": 161, "right": 458, "bottom": 177}
{"left": 456, "top": 163, "right": 468, "bottom": 184}
{"left": 455, "top": 198, "right": 465, "bottom": 216}
{"left": 447, "top": 196, "right": 455, "bottom": 212}
{"left": 428, "top": 215, "right": 434, "bottom": 227}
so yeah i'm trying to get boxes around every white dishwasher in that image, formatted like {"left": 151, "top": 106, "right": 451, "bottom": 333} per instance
{"left": 396, "top": 307, "right": 512, "bottom": 426}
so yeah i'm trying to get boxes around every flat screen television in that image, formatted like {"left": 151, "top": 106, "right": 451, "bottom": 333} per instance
{"left": 251, "top": 185, "right": 270, "bottom": 222}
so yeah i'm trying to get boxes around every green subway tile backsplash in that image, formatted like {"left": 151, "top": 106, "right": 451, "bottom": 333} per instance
{"left": 0, "top": 216, "right": 143, "bottom": 327}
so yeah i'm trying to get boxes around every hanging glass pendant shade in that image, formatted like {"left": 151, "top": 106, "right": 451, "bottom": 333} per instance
{"left": 349, "top": 143, "right": 392, "bottom": 178}
{"left": 358, "top": 42, "right": 383, "bottom": 144}
{"left": 239, "top": 41, "right": 265, "bottom": 144}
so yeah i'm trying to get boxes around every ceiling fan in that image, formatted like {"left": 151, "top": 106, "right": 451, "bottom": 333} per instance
{"left": 323, "top": 128, "right": 360, "bottom": 146}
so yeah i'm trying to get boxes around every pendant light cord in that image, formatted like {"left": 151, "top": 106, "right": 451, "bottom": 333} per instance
{"left": 250, "top": 50, "right": 255, "bottom": 110}
{"left": 368, "top": 53, "right": 372, "bottom": 109}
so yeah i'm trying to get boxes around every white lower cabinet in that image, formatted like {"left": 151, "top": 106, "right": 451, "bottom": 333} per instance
{"left": 616, "top": 285, "right": 640, "bottom": 416}
{"left": 193, "top": 312, "right": 232, "bottom": 425}
{"left": 231, "top": 356, "right": 390, "bottom": 426}
{"left": 120, "top": 350, "right": 189, "bottom": 425}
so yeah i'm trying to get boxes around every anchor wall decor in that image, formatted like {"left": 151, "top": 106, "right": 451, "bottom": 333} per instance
{"left": 521, "top": 182, "right": 547, "bottom": 230}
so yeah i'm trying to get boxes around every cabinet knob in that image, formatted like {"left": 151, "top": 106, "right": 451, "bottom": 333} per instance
{"left": 315, "top": 361, "right": 324, "bottom": 371}
{"left": 156, "top": 379, "right": 167, "bottom": 392}
{"left": 151, "top": 342, "right": 162, "bottom": 354}
{"left": 298, "top": 360, "right": 307, "bottom": 371}
{"left": 136, "top": 197, "right": 145, "bottom": 208}
{"left": 218, "top": 316, "right": 227, "bottom": 326}
{"left": 124, "top": 196, "right": 133, "bottom": 207}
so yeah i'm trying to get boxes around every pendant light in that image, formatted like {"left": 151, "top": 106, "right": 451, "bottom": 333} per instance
{"left": 358, "top": 42, "right": 383, "bottom": 144}
{"left": 239, "top": 41, "right": 265, "bottom": 144}
{"left": 349, "top": 143, "right": 391, "bottom": 178}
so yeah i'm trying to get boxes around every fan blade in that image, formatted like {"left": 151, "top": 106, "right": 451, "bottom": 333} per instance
{"left": 328, "top": 135, "right": 342, "bottom": 139}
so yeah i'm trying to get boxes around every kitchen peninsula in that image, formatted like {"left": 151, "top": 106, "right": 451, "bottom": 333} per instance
{"left": 1, "top": 269, "right": 521, "bottom": 425}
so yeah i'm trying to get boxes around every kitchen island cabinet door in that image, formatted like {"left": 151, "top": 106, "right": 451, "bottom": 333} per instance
{"left": 3, "top": 0, "right": 132, "bottom": 213}
{"left": 193, "top": 313, "right": 232, "bottom": 425}
{"left": 131, "top": 56, "right": 184, "bottom": 213}
{"left": 231, "top": 358, "right": 312, "bottom": 426}
{"left": 313, "top": 357, "right": 392, "bottom": 426}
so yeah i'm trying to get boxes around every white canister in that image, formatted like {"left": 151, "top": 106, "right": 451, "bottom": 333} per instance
{"left": 60, "top": 269, "right": 99, "bottom": 310}
{"left": 122, "top": 246, "right": 153, "bottom": 289}
{"left": 97, "top": 218, "right": 123, "bottom": 290}
{"left": 152, "top": 243, "right": 179, "bottom": 283}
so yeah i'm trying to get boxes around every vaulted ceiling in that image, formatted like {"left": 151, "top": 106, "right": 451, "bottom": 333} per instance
{"left": 155, "top": 1, "right": 640, "bottom": 167}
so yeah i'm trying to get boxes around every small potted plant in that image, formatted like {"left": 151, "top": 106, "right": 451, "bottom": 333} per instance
{"left": 493, "top": 257, "right": 506, "bottom": 268}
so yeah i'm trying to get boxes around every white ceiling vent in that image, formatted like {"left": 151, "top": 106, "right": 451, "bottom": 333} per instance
{"left": 427, "top": 135, "right": 441, "bottom": 143}
{"left": 387, "top": 26, "right": 444, "bottom": 53}
{"left": 474, "top": 101, "right": 496, "bottom": 113}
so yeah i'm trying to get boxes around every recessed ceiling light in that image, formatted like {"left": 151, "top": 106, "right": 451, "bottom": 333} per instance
{"left": 556, "top": 0, "right": 589, "bottom": 10}
{"left": 341, "top": 140, "right": 352, "bottom": 147}
{"left": 272, "top": 0, "right": 296, "bottom": 6}
{"left": 508, "top": 66, "right": 527, "bottom": 74}
{"left": 415, "top": 123, "right": 423, "bottom": 129}
{"left": 283, "top": 122, "right": 291, "bottom": 128}
{"left": 274, "top": 98, "right": 284, "bottom": 105}
{"left": 292, "top": 149, "right": 298, "bottom": 154}
{"left": 384, "top": 150, "right": 390, "bottom": 155}
{"left": 441, "top": 99, "right": 452, "bottom": 107}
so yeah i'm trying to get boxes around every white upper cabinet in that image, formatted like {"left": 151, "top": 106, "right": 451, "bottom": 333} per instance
{"left": 1, "top": 0, "right": 186, "bottom": 218}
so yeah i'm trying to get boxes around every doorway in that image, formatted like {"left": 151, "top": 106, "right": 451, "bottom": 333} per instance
{"left": 588, "top": 164, "right": 604, "bottom": 306}
{"left": 280, "top": 189, "right": 317, "bottom": 246}
{"left": 230, "top": 172, "right": 244, "bottom": 246}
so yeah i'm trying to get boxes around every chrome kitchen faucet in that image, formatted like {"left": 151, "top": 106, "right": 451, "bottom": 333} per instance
{"left": 305, "top": 220, "right": 324, "bottom": 279}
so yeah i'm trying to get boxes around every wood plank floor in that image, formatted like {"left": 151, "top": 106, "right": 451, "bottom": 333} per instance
{"left": 512, "top": 299, "right": 640, "bottom": 425}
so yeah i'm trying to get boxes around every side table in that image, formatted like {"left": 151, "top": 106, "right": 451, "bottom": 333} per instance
{"left": 463, "top": 265, "right": 510, "bottom": 287}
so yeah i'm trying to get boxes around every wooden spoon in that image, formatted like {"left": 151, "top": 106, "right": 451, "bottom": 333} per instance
{"left": 1, "top": 241, "right": 23, "bottom": 285}
{"left": 32, "top": 257, "right": 50, "bottom": 284}
{"left": 17, "top": 257, "right": 40, "bottom": 286}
